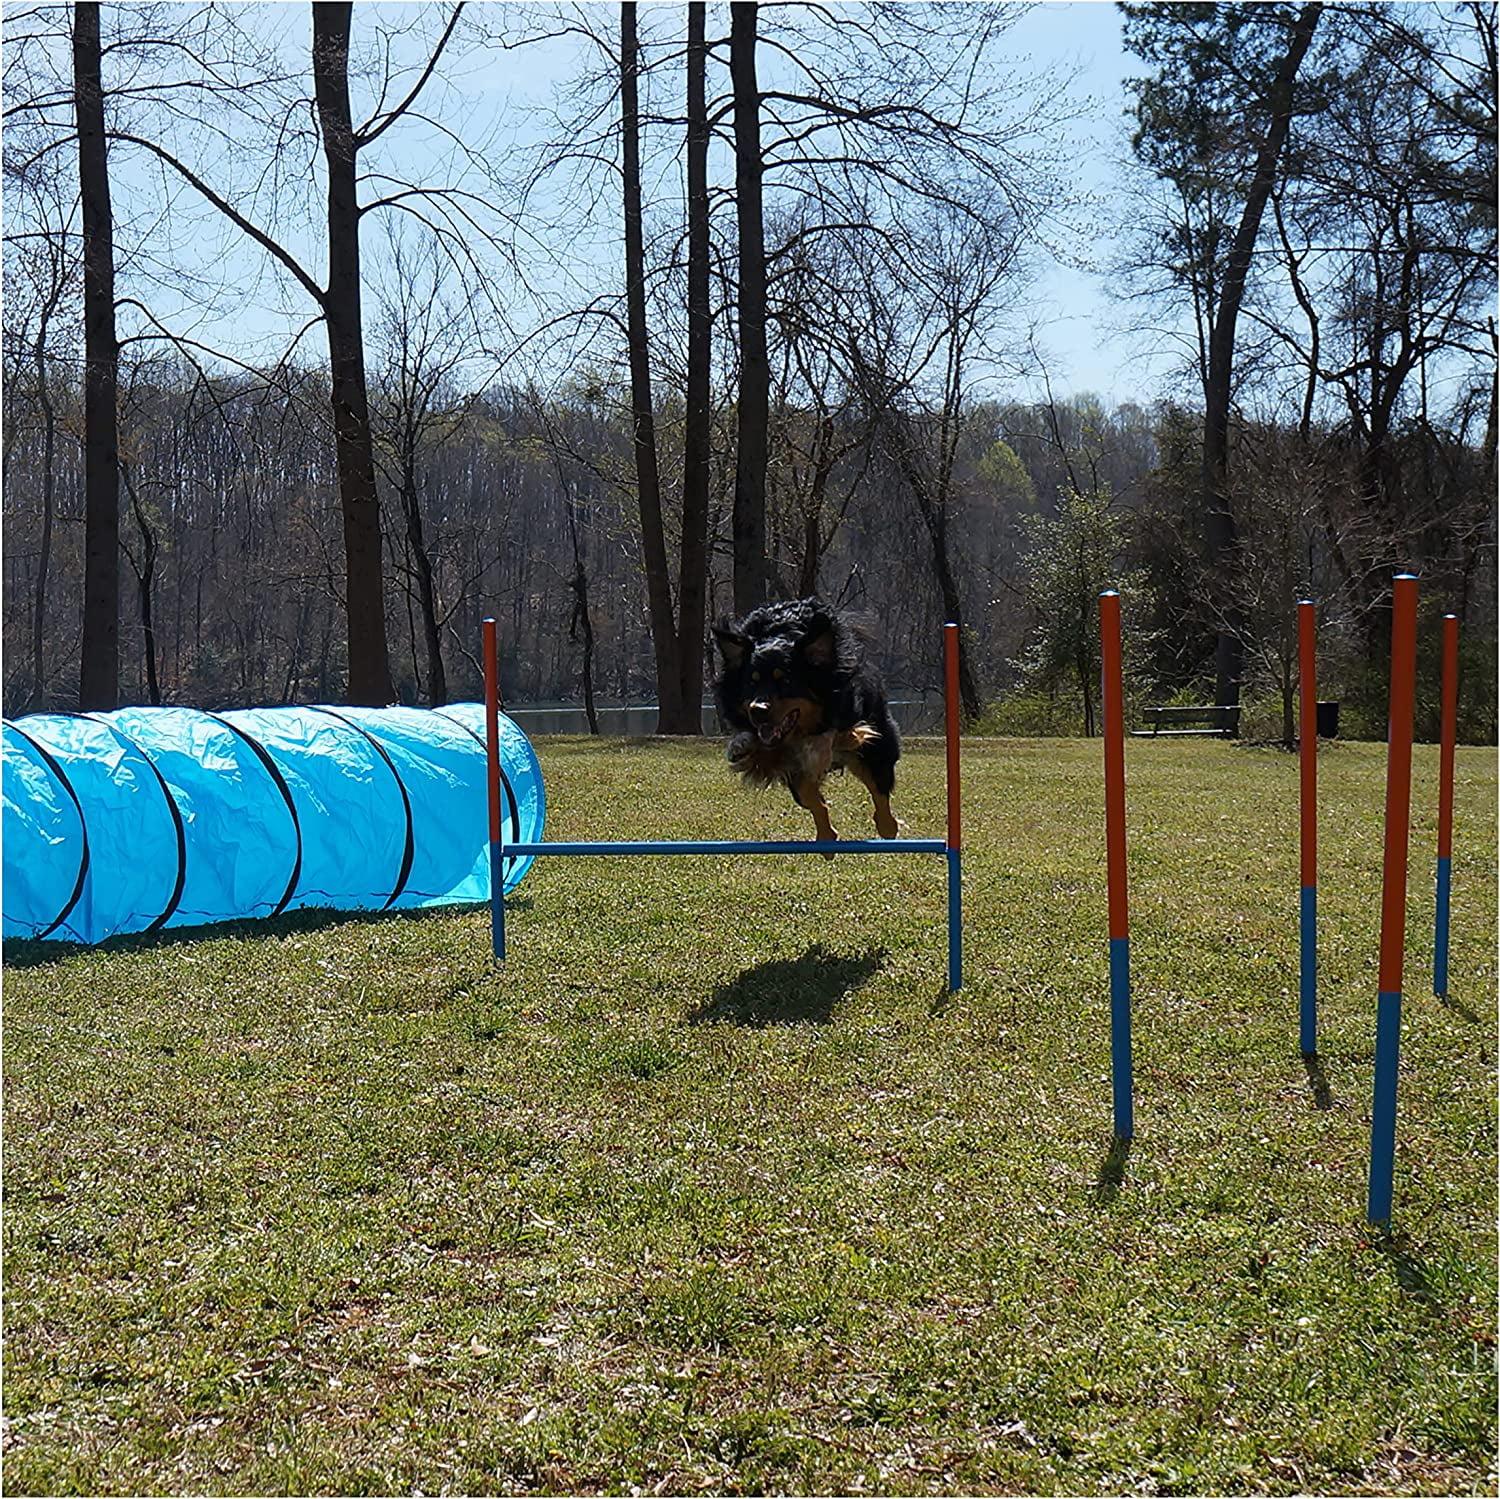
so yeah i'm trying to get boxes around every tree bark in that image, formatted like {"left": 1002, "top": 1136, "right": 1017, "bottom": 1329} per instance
{"left": 74, "top": 0, "right": 120, "bottom": 711}
{"left": 620, "top": 2, "right": 682, "bottom": 731}
{"left": 672, "top": 0, "right": 712, "bottom": 732}
{"left": 30, "top": 291, "right": 60, "bottom": 712}
{"left": 399, "top": 449, "right": 447, "bottom": 705}
{"left": 313, "top": 1, "right": 394, "bottom": 705}
{"left": 1201, "top": 1, "right": 1321, "bottom": 707}
{"left": 730, "top": 1, "right": 769, "bottom": 613}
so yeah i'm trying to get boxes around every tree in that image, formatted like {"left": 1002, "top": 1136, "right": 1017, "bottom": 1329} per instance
{"left": 620, "top": 1, "right": 684, "bottom": 730}
{"left": 1013, "top": 488, "right": 1137, "bottom": 738}
{"left": 1121, "top": 1, "right": 1324, "bottom": 707}
{"left": 73, "top": 0, "right": 120, "bottom": 710}
{"left": 370, "top": 229, "right": 490, "bottom": 708}
{"left": 729, "top": 0, "right": 769, "bottom": 614}
{"left": 676, "top": 0, "right": 712, "bottom": 722}
{"left": 108, "top": 2, "right": 470, "bottom": 704}
{"left": 844, "top": 205, "right": 1028, "bottom": 721}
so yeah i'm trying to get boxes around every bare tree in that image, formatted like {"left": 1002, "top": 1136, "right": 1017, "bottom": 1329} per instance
{"left": 73, "top": 0, "right": 119, "bottom": 710}
{"left": 106, "top": 2, "right": 470, "bottom": 704}
{"left": 729, "top": 1, "right": 769, "bottom": 613}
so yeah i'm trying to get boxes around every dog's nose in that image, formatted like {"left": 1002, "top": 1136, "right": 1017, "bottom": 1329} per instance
{"left": 747, "top": 699, "right": 771, "bottom": 722}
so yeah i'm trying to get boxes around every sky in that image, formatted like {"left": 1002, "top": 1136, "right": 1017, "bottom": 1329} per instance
{"left": 68, "top": 1, "right": 1177, "bottom": 404}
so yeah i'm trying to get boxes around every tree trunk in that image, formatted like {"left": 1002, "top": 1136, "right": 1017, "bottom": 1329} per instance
{"left": 672, "top": 0, "right": 712, "bottom": 733}
{"left": 400, "top": 455, "right": 447, "bottom": 705}
{"left": 730, "top": 1, "right": 769, "bottom": 614}
{"left": 74, "top": 0, "right": 120, "bottom": 711}
{"left": 565, "top": 491, "right": 600, "bottom": 736}
{"left": 31, "top": 325, "right": 58, "bottom": 712}
{"left": 882, "top": 411, "right": 982, "bottom": 721}
{"left": 797, "top": 416, "right": 837, "bottom": 596}
{"left": 313, "top": 1, "right": 394, "bottom": 706}
{"left": 137, "top": 519, "right": 161, "bottom": 705}
{"left": 1201, "top": 1, "right": 1321, "bottom": 707}
{"left": 620, "top": 2, "right": 682, "bottom": 732}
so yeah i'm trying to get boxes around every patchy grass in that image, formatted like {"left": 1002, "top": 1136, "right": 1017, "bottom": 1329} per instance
{"left": 4, "top": 735, "right": 1495, "bottom": 1496}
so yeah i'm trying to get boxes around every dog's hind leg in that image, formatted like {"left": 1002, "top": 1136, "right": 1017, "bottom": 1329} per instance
{"left": 789, "top": 736, "right": 838, "bottom": 856}
{"left": 794, "top": 776, "right": 838, "bottom": 853}
{"left": 847, "top": 756, "right": 899, "bottom": 838}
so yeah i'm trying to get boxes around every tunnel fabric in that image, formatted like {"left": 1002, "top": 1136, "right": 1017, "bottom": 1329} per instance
{"left": 2, "top": 703, "right": 545, "bottom": 944}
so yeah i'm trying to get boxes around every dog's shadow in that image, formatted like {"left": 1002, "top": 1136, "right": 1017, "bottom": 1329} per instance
{"left": 688, "top": 943, "right": 887, "bottom": 1027}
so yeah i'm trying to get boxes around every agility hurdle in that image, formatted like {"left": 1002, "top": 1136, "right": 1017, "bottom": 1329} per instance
{"left": 1367, "top": 573, "right": 1419, "bottom": 1224}
{"left": 482, "top": 617, "right": 964, "bottom": 990}
{"left": 1099, "top": 590, "right": 1133, "bottom": 1140}
{"left": 1433, "top": 613, "right": 1459, "bottom": 999}
{"left": 1299, "top": 599, "right": 1318, "bottom": 1056}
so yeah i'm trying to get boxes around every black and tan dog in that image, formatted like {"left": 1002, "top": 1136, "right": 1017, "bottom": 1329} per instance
{"left": 713, "top": 597, "right": 901, "bottom": 847}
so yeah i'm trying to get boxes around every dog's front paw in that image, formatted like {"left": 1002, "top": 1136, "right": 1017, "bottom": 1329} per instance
{"left": 875, "top": 808, "right": 899, "bottom": 839}
{"left": 818, "top": 829, "right": 839, "bottom": 860}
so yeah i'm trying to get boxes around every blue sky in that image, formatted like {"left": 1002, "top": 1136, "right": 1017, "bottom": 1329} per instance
{"left": 93, "top": 1, "right": 1173, "bottom": 403}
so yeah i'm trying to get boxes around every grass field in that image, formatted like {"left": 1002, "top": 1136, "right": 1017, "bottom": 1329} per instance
{"left": 3, "top": 734, "right": 1496, "bottom": 1496}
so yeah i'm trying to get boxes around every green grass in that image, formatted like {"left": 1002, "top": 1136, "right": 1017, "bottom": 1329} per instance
{"left": 4, "top": 735, "right": 1496, "bottom": 1495}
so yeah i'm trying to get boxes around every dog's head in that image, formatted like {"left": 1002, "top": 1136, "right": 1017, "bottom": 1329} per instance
{"left": 713, "top": 600, "right": 843, "bottom": 746}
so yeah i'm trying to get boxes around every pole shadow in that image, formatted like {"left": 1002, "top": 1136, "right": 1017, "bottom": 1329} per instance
{"left": 1436, "top": 991, "right": 1481, "bottom": 1024}
{"left": 687, "top": 943, "right": 887, "bottom": 1027}
{"left": 1092, "top": 1134, "right": 1132, "bottom": 1205}
{"left": 1371, "top": 1228, "right": 1441, "bottom": 1309}
{"left": 1302, "top": 1051, "right": 1334, "bottom": 1110}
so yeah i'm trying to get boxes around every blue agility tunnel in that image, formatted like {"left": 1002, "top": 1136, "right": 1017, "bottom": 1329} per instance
{"left": 1, "top": 704, "right": 544, "bottom": 946}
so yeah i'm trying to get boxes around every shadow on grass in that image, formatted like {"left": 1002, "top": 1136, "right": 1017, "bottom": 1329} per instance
{"left": 688, "top": 943, "right": 887, "bottom": 1027}
{"left": 1302, "top": 1051, "right": 1334, "bottom": 1110}
{"left": 1437, "top": 991, "right": 1481, "bottom": 1024}
{"left": 2, "top": 898, "right": 531, "bottom": 970}
{"left": 1092, "top": 1135, "right": 1132, "bottom": 1206}
{"left": 1372, "top": 1229, "right": 1441, "bottom": 1308}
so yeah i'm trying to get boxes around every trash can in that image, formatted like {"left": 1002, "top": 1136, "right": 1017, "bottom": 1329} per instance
{"left": 1316, "top": 700, "right": 1340, "bottom": 738}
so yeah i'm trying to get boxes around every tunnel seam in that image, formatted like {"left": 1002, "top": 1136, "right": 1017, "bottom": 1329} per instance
{"left": 306, "top": 707, "right": 416, "bottom": 910}
{"left": 3, "top": 721, "right": 92, "bottom": 941}
{"left": 79, "top": 712, "right": 188, "bottom": 934}
{"left": 205, "top": 712, "right": 304, "bottom": 917}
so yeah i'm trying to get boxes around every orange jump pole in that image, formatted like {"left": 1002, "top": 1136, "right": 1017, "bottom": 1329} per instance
{"left": 484, "top": 617, "right": 505, "bottom": 961}
{"left": 1433, "top": 614, "right": 1459, "bottom": 998}
{"left": 1366, "top": 573, "right": 1419, "bottom": 1224}
{"left": 944, "top": 622, "right": 963, "bottom": 992}
{"left": 1100, "top": 590, "right": 1133, "bottom": 1139}
{"left": 1299, "top": 600, "right": 1318, "bottom": 1055}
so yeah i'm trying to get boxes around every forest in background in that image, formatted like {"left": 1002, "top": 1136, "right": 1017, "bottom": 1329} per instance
{"left": 3, "top": 1, "right": 1495, "bottom": 741}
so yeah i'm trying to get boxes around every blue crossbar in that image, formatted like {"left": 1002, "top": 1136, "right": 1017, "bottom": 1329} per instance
{"left": 503, "top": 838, "right": 947, "bottom": 856}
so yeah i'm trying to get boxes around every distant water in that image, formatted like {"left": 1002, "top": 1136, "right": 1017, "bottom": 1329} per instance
{"left": 506, "top": 698, "right": 944, "bottom": 737}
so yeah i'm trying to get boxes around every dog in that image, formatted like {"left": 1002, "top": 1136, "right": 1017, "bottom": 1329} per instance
{"left": 712, "top": 597, "right": 901, "bottom": 847}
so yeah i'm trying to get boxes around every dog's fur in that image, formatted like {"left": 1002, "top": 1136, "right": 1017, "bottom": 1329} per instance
{"left": 712, "top": 597, "right": 901, "bottom": 845}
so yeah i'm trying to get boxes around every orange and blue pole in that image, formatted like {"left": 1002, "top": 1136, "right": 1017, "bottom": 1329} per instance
{"left": 1100, "top": 590, "right": 1133, "bottom": 1140}
{"left": 944, "top": 622, "right": 963, "bottom": 993}
{"left": 1299, "top": 600, "right": 1317, "bottom": 1056}
{"left": 1367, "top": 573, "right": 1419, "bottom": 1224}
{"left": 1434, "top": 614, "right": 1458, "bottom": 998}
{"left": 483, "top": 616, "right": 506, "bottom": 962}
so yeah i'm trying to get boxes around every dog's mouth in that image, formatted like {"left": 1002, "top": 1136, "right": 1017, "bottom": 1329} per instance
{"left": 756, "top": 707, "right": 800, "bottom": 745}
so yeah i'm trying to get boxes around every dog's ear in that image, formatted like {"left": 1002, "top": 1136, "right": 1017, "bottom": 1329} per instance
{"left": 713, "top": 624, "right": 749, "bottom": 671}
{"left": 800, "top": 613, "right": 837, "bottom": 667}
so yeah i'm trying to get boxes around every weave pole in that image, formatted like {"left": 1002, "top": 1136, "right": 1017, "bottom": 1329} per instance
{"left": 1100, "top": 590, "right": 1133, "bottom": 1140}
{"left": 1434, "top": 613, "right": 1459, "bottom": 998}
{"left": 1367, "top": 573, "right": 1419, "bottom": 1225}
{"left": 944, "top": 622, "right": 963, "bottom": 992}
{"left": 483, "top": 617, "right": 506, "bottom": 962}
{"left": 1299, "top": 600, "right": 1318, "bottom": 1056}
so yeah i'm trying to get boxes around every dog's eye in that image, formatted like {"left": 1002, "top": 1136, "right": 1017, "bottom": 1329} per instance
{"left": 750, "top": 670, "right": 761, "bottom": 682}
{"left": 773, "top": 668, "right": 784, "bottom": 681}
